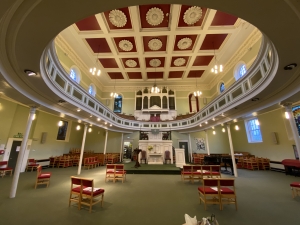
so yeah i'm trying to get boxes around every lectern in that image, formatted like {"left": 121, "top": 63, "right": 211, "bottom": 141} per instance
{"left": 133, "top": 148, "right": 142, "bottom": 168}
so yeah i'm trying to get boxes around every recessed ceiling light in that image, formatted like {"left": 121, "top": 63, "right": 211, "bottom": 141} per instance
{"left": 97, "top": 118, "right": 101, "bottom": 121}
{"left": 77, "top": 108, "right": 81, "bottom": 112}
{"left": 24, "top": 69, "right": 37, "bottom": 76}
{"left": 284, "top": 63, "right": 297, "bottom": 70}
{"left": 251, "top": 97, "right": 260, "bottom": 101}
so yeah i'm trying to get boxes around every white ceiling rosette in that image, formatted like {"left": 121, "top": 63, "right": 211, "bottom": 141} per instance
{"left": 109, "top": 9, "right": 127, "bottom": 27}
{"left": 148, "top": 39, "right": 163, "bottom": 51}
{"left": 177, "top": 38, "right": 192, "bottom": 50}
{"left": 174, "top": 58, "right": 186, "bottom": 67}
{"left": 119, "top": 40, "right": 133, "bottom": 51}
{"left": 146, "top": 7, "right": 164, "bottom": 26}
{"left": 183, "top": 6, "right": 202, "bottom": 25}
{"left": 125, "top": 59, "right": 137, "bottom": 68}
{"left": 149, "top": 59, "right": 161, "bottom": 67}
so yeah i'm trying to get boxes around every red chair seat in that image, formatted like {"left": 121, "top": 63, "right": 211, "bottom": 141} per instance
{"left": 198, "top": 187, "right": 218, "bottom": 194}
{"left": 0, "top": 167, "right": 13, "bottom": 171}
{"left": 82, "top": 187, "right": 105, "bottom": 196}
{"left": 116, "top": 170, "right": 126, "bottom": 175}
{"left": 290, "top": 182, "right": 300, "bottom": 188}
{"left": 38, "top": 172, "right": 51, "bottom": 179}
{"left": 71, "top": 186, "right": 87, "bottom": 193}
{"left": 220, "top": 187, "right": 235, "bottom": 194}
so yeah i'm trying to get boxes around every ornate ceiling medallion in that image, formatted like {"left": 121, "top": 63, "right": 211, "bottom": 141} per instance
{"left": 146, "top": 7, "right": 164, "bottom": 26}
{"left": 125, "top": 59, "right": 137, "bottom": 68}
{"left": 148, "top": 39, "right": 163, "bottom": 51}
{"left": 119, "top": 40, "right": 133, "bottom": 51}
{"left": 177, "top": 38, "right": 192, "bottom": 50}
{"left": 149, "top": 59, "right": 161, "bottom": 67}
{"left": 109, "top": 10, "right": 127, "bottom": 27}
{"left": 183, "top": 6, "right": 202, "bottom": 25}
{"left": 174, "top": 58, "right": 186, "bottom": 67}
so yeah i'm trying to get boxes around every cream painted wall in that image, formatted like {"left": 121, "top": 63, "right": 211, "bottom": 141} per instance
{"left": 231, "top": 108, "right": 295, "bottom": 161}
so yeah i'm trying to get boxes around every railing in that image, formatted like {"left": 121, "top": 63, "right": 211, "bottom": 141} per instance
{"left": 40, "top": 34, "right": 278, "bottom": 132}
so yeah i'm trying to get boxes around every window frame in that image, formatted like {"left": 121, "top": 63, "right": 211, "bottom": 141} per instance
{"left": 218, "top": 81, "right": 225, "bottom": 94}
{"left": 234, "top": 61, "right": 247, "bottom": 81}
{"left": 244, "top": 118, "right": 263, "bottom": 143}
{"left": 69, "top": 65, "right": 81, "bottom": 84}
{"left": 88, "top": 83, "right": 96, "bottom": 97}
{"left": 113, "top": 95, "right": 123, "bottom": 113}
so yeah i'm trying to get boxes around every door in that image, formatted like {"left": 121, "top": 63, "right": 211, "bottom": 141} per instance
{"left": 179, "top": 141, "right": 189, "bottom": 163}
{"left": 8, "top": 141, "right": 22, "bottom": 169}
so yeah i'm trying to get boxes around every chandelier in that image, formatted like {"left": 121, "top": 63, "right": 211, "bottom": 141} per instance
{"left": 211, "top": 42, "right": 223, "bottom": 74}
{"left": 193, "top": 77, "right": 202, "bottom": 96}
{"left": 110, "top": 75, "right": 118, "bottom": 98}
{"left": 89, "top": 45, "right": 101, "bottom": 76}
{"left": 151, "top": 64, "right": 160, "bottom": 93}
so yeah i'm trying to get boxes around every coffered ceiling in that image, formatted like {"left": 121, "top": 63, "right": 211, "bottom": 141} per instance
{"left": 58, "top": 4, "right": 257, "bottom": 92}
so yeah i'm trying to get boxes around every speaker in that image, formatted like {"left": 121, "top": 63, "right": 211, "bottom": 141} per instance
{"left": 41, "top": 132, "right": 47, "bottom": 144}
{"left": 106, "top": 99, "right": 110, "bottom": 106}
{"left": 271, "top": 132, "right": 278, "bottom": 144}
{"left": 203, "top": 98, "right": 207, "bottom": 105}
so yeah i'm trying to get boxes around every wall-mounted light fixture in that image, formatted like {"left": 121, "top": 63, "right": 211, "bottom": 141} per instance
{"left": 76, "top": 125, "right": 81, "bottom": 130}
{"left": 285, "top": 112, "right": 290, "bottom": 119}
{"left": 222, "top": 128, "right": 226, "bottom": 132}
{"left": 235, "top": 125, "right": 239, "bottom": 130}
{"left": 58, "top": 120, "right": 63, "bottom": 126}
{"left": 88, "top": 128, "right": 92, "bottom": 133}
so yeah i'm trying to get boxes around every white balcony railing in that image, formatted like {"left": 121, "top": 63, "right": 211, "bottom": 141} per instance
{"left": 40, "top": 34, "right": 278, "bottom": 132}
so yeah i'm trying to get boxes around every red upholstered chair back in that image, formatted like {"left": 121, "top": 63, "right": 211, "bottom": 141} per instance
{"left": 71, "top": 177, "right": 82, "bottom": 185}
{"left": 203, "top": 179, "right": 219, "bottom": 186}
{"left": 202, "top": 165, "right": 210, "bottom": 171}
{"left": 36, "top": 165, "right": 42, "bottom": 177}
{"left": 0, "top": 161, "right": 8, "bottom": 168}
{"left": 193, "top": 165, "right": 201, "bottom": 171}
{"left": 28, "top": 159, "right": 36, "bottom": 163}
{"left": 211, "top": 165, "right": 220, "bottom": 172}
{"left": 81, "top": 178, "right": 93, "bottom": 188}
{"left": 165, "top": 151, "right": 171, "bottom": 160}
{"left": 183, "top": 165, "right": 192, "bottom": 171}
{"left": 141, "top": 151, "right": 146, "bottom": 159}
{"left": 219, "top": 179, "right": 234, "bottom": 186}
{"left": 106, "top": 164, "right": 115, "bottom": 170}
{"left": 115, "top": 164, "right": 124, "bottom": 170}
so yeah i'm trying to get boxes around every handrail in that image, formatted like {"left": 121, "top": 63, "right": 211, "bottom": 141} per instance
{"left": 40, "top": 34, "right": 278, "bottom": 132}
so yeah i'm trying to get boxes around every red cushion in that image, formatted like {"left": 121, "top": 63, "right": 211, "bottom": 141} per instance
{"left": 38, "top": 173, "right": 51, "bottom": 178}
{"left": 220, "top": 187, "right": 234, "bottom": 194}
{"left": 198, "top": 187, "right": 218, "bottom": 194}
{"left": 71, "top": 186, "right": 87, "bottom": 193}
{"left": 0, "top": 167, "right": 13, "bottom": 171}
{"left": 182, "top": 171, "right": 192, "bottom": 175}
{"left": 82, "top": 188, "right": 105, "bottom": 196}
{"left": 115, "top": 170, "right": 126, "bottom": 175}
{"left": 290, "top": 182, "right": 300, "bottom": 188}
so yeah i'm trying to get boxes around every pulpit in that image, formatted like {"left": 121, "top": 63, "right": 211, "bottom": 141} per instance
{"left": 133, "top": 148, "right": 142, "bottom": 168}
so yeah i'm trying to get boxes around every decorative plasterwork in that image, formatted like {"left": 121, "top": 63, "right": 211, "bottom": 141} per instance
{"left": 149, "top": 59, "right": 161, "bottom": 67}
{"left": 183, "top": 6, "right": 202, "bottom": 25}
{"left": 148, "top": 39, "right": 162, "bottom": 51}
{"left": 109, "top": 10, "right": 127, "bottom": 27}
{"left": 119, "top": 40, "right": 133, "bottom": 51}
{"left": 146, "top": 7, "right": 164, "bottom": 26}
{"left": 177, "top": 38, "right": 192, "bottom": 50}
{"left": 174, "top": 58, "right": 186, "bottom": 67}
{"left": 125, "top": 59, "right": 137, "bottom": 68}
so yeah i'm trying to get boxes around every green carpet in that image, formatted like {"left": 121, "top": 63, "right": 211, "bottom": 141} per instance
{"left": 123, "top": 161, "right": 181, "bottom": 174}
{"left": 0, "top": 166, "right": 300, "bottom": 225}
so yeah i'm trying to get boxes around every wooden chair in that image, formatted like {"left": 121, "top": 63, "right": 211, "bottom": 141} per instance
{"left": 247, "top": 158, "right": 259, "bottom": 170}
{"left": 81, "top": 178, "right": 105, "bottom": 213}
{"left": 105, "top": 164, "right": 116, "bottom": 182}
{"left": 69, "top": 176, "right": 82, "bottom": 209}
{"left": 140, "top": 150, "right": 147, "bottom": 164}
{"left": 0, "top": 161, "right": 13, "bottom": 178}
{"left": 290, "top": 182, "right": 300, "bottom": 198}
{"left": 219, "top": 178, "right": 237, "bottom": 210}
{"left": 83, "top": 157, "right": 94, "bottom": 170}
{"left": 115, "top": 164, "right": 127, "bottom": 183}
{"left": 258, "top": 158, "right": 270, "bottom": 170}
{"left": 35, "top": 165, "right": 51, "bottom": 188}
{"left": 198, "top": 178, "right": 221, "bottom": 210}
{"left": 165, "top": 150, "right": 171, "bottom": 164}
{"left": 49, "top": 157, "right": 58, "bottom": 168}
{"left": 26, "top": 158, "right": 39, "bottom": 172}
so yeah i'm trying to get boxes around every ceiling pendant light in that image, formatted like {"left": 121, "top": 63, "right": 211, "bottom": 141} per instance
{"left": 193, "top": 77, "right": 202, "bottom": 96}
{"left": 110, "top": 74, "right": 118, "bottom": 98}
{"left": 89, "top": 45, "right": 101, "bottom": 76}
{"left": 151, "top": 66, "right": 160, "bottom": 93}
{"left": 211, "top": 42, "right": 223, "bottom": 74}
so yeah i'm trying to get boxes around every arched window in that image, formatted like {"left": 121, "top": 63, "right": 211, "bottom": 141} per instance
{"left": 234, "top": 62, "right": 247, "bottom": 81}
{"left": 113, "top": 95, "right": 122, "bottom": 113}
{"left": 219, "top": 82, "right": 225, "bottom": 93}
{"left": 69, "top": 66, "right": 81, "bottom": 84}
{"left": 189, "top": 94, "right": 199, "bottom": 113}
{"left": 88, "top": 84, "right": 96, "bottom": 97}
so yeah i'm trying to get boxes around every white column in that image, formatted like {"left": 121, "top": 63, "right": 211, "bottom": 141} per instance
{"left": 188, "top": 133, "right": 193, "bottom": 163}
{"left": 205, "top": 130, "right": 210, "bottom": 155}
{"left": 10, "top": 107, "right": 36, "bottom": 198}
{"left": 77, "top": 124, "right": 88, "bottom": 175}
{"left": 120, "top": 133, "right": 124, "bottom": 162}
{"left": 284, "top": 104, "right": 300, "bottom": 158}
{"left": 103, "top": 130, "right": 108, "bottom": 154}
{"left": 226, "top": 124, "right": 238, "bottom": 177}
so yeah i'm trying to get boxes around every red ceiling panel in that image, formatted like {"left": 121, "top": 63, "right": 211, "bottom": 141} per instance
{"left": 174, "top": 35, "right": 198, "bottom": 51}
{"left": 86, "top": 38, "right": 111, "bottom": 53}
{"left": 127, "top": 72, "right": 142, "bottom": 79}
{"left": 192, "top": 56, "right": 214, "bottom": 66}
{"left": 104, "top": 7, "right": 132, "bottom": 30}
{"left": 168, "top": 71, "right": 184, "bottom": 78}
{"left": 143, "top": 36, "right": 167, "bottom": 52}
{"left": 114, "top": 37, "right": 137, "bottom": 52}
{"left": 178, "top": 6, "right": 208, "bottom": 27}
{"left": 76, "top": 16, "right": 101, "bottom": 31}
{"left": 121, "top": 58, "right": 140, "bottom": 68}
{"left": 139, "top": 5, "right": 171, "bottom": 29}
{"left": 211, "top": 11, "right": 238, "bottom": 26}
{"left": 98, "top": 58, "right": 119, "bottom": 68}
{"left": 171, "top": 56, "right": 189, "bottom": 67}
{"left": 187, "top": 70, "right": 205, "bottom": 78}
{"left": 147, "top": 72, "right": 164, "bottom": 79}
{"left": 108, "top": 72, "right": 124, "bottom": 79}
{"left": 145, "top": 57, "right": 165, "bottom": 68}
{"left": 200, "top": 34, "right": 228, "bottom": 50}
